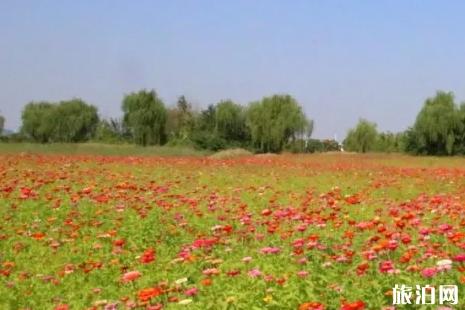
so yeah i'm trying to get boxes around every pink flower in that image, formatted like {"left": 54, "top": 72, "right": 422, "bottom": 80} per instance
{"left": 379, "top": 260, "right": 395, "bottom": 274}
{"left": 297, "top": 270, "right": 309, "bottom": 278}
{"left": 453, "top": 253, "right": 465, "bottom": 262}
{"left": 297, "top": 257, "right": 308, "bottom": 265}
{"left": 260, "top": 247, "right": 281, "bottom": 254}
{"left": 202, "top": 268, "right": 220, "bottom": 276}
{"left": 121, "top": 270, "right": 141, "bottom": 283}
{"left": 184, "top": 287, "right": 198, "bottom": 296}
{"left": 421, "top": 267, "right": 437, "bottom": 278}
{"left": 264, "top": 274, "right": 274, "bottom": 282}
{"left": 438, "top": 224, "right": 452, "bottom": 233}
{"left": 248, "top": 269, "right": 261, "bottom": 278}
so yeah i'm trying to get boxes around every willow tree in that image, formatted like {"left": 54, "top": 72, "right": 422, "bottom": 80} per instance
{"left": 21, "top": 100, "right": 98, "bottom": 143}
{"left": 246, "top": 94, "right": 309, "bottom": 153}
{"left": 343, "top": 119, "right": 378, "bottom": 153}
{"left": 122, "top": 90, "right": 167, "bottom": 146}
{"left": 53, "top": 99, "right": 99, "bottom": 142}
{"left": 215, "top": 100, "right": 249, "bottom": 143}
{"left": 409, "top": 91, "right": 463, "bottom": 155}
{"left": 21, "top": 102, "right": 56, "bottom": 142}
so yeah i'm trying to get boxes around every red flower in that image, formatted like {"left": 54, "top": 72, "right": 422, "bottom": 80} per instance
{"left": 345, "top": 195, "right": 361, "bottom": 205}
{"left": 140, "top": 248, "right": 156, "bottom": 264}
{"left": 226, "top": 269, "right": 240, "bottom": 276}
{"left": 356, "top": 262, "right": 369, "bottom": 275}
{"left": 54, "top": 305, "right": 69, "bottom": 310}
{"left": 341, "top": 300, "right": 365, "bottom": 310}
{"left": 113, "top": 239, "right": 125, "bottom": 247}
{"left": 379, "top": 260, "right": 395, "bottom": 274}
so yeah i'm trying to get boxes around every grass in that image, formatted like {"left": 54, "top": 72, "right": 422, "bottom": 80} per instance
{"left": 0, "top": 142, "right": 210, "bottom": 157}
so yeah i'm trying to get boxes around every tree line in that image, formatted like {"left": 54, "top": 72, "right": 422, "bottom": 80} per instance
{"left": 0, "top": 90, "right": 464, "bottom": 155}
{"left": 343, "top": 91, "right": 465, "bottom": 155}
{"left": 3, "top": 90, "right": 313, "bottom": 153}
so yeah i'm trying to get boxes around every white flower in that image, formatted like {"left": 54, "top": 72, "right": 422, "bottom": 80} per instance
{"left": 178, "top": 299, "right": 193, "bottom": 305}
{"left": 175, "top": 277, "right": 188, "bottom": 285}
{"left": 436, "top": 259, "right": 452, "bottom": 267}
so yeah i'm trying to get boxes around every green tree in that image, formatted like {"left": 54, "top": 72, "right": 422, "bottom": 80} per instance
{"left": 95, "top": 118, "right": 129, "bottom": 143}
{"left": 0, "top": 114, "right": 4, "bottom": 135}
{"left": 21, "top": 100, "right": 98, "bottom": 143}
{"left": 408, "top": 91, "right": 462, "bottom": 155}
{"left": 122, "top": 90, "right": 167, "bottom": 146}
{"left": 53, "top": 99, "right": 99, "bottom": 142}
{"left": 166, "top": 95, "right": 195, "bottom": 143}
{"left": 373, "top": 131, "right": 404, "bottom": 153}
{"left": 215, "top": 100, "right": 249, "bottom": 143}
{"left": 343, "top": 119, "right": 378, "bottom": 153}
{"left": 190, "top": 104, "right": 226, "bottom": 151}
{"left": 21, "top": 102, "right": 56, "bottom": 143}
{"left": 246, "top": 94, "right": 310, "bottom": 153}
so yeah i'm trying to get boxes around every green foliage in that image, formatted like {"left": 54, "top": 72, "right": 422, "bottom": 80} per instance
{"left": 343, "top": 119, "right": 378, "bottom": 153}
{"left": 52, "top": 99, "right": 99, "bottom": 142}
{"left": 407, "top": 91, "right": 463, "bottom": 155}
{"left": 215, "top": 100, "right": 249, "bottom": 143}
{"left": 190, "top": 130, "right": 226, "bottom": 151}
{"left": 122, "top": 90, "right": 167, "bottom": 146}
{"left": 303, "top": 139, "right": 341, "bottom": 153}
{"left": 0, "top": 114, "right": 4, "bottom": 135}
{"left": 246, "top": 94, "right": 310, "bottom": 153}
{"left": 94, "top": 118, "right": 129, "bottom": 143}
{"left": 21, "top": 99, "right": 98, "bottom": 143}
{"left": 166, "top": 96, "right": 195, "bottom": 145}
{"left": 18, "top": 88, "right": 465, "bottom": 156}
{"left": 189, "top": 101, "right": 250, "bottom": 151}
{"left": 21, "top": 102, "right": 55, "bottom": 143}
{"left": 372, "top": 132, "right": 405, "bottom": 153}
{"left": 196, "top": 104, "right": 216, "bottom": 132}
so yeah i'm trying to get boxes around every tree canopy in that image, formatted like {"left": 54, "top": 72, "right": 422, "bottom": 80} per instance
{"left": 21, "top": 99, "right": 98, "bottom": 143}
{"left": 14, "top": 87, "right": 465, "bottom": 157}
{"left": 246, "top": 94, "right": 310, "bottom": 153}
{"left": 215, "top": 100, "right": 249, "bottom": 143}
{"left": 343, "top": 119, "right": 378, "bottom": 153}
{"left": 407, "top": 91, "right": 463, "bottom": 155}
{"left": 122, "top": 90, "right": 167, "bottom": 146}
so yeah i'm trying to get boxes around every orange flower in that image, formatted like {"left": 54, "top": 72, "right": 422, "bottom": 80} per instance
{"left": 299, "top": 302, "right": 325, "bottom": 310}
{"left": 201, "top": 278, "right": 212, "bottom": 286}
{"left": 31, "top": 232, "right": 45, "bottom": 240}
{"left": 138, "top": 287, "right": 163, "bottom": 302}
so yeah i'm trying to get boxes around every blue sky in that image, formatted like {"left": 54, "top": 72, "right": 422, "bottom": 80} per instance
{"left": 1, "top": 1, "right": 465, "bottom": 139}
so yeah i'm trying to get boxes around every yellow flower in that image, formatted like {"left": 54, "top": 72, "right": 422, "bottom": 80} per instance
{"left": 263, "top": 295, "right": 273, "bottom": 303}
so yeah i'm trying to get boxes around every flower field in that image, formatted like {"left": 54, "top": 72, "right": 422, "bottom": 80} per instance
{"left": 1, "top": 153, "right": 465, "bottom": 309}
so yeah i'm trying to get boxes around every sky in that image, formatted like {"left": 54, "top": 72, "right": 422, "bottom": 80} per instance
{"left": 1, "top": 1, "right": 465, "bottom": 139}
